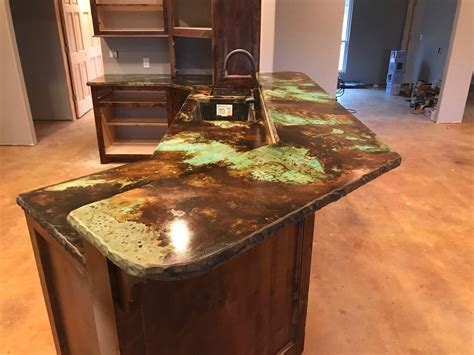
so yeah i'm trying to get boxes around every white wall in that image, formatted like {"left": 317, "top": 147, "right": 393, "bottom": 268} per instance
{"left": 101, "top": 37, "right": 171, "bottom": 75}
{"left": 0, "top": 0, "right": 36, "bottom": 145}
{"left": 435, "top": 0, "right": 473, "bottom": 123}
{"left": 264, "top": 0, "right": 344, "bottom": 97}
{"left": 260, "top": 0, "right": 276, "bottom": 73}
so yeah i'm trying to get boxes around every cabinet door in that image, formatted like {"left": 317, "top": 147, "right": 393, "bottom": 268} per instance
{"left": 213, "top": 0, "right": 261, "bottom": 82}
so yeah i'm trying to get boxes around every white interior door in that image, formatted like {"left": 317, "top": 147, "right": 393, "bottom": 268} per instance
{"left": 61, "top": 0, "right": 103, "bottom": 118}
{"left": 81, "top": 0, "right": 104, "bottom": 80}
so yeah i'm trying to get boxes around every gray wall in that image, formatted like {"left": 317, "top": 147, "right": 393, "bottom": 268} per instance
{"left": 341, "top": 0, "right": 408, "bottom": 84}
{"left": 9, "top": 0, "right": 73, "bottom": 120}
{"left": 101, "top": 38, "right": 171, "bottom": 75}
{"left": 1, "top": 0, "right": 36, "bottom": 145}
{"left": 410, "top": 0, "right": 458, "bottom": 84}
{"left": 101, "top": 37, "right": 213, "bottom": 75}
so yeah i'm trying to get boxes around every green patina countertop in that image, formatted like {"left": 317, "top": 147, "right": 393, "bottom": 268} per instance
{"left": 17, "top": 72, "right": 400, "bottom": 280}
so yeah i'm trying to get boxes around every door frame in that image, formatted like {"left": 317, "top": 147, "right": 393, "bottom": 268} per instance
{"left": 52, "top": 0, "right": 80, "bottom": 121}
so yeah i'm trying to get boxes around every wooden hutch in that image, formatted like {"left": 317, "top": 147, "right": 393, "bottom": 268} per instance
{"left": 88, "top": 0, "right": 261, "bottom": 163}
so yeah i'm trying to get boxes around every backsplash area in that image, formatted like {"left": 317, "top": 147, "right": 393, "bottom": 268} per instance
{"left": 101, "top": 37, "right": 171, "bottom": 75}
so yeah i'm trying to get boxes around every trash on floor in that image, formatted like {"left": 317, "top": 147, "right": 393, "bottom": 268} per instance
{"left": 410, "top": 80, "right": 441, "bottom": 116}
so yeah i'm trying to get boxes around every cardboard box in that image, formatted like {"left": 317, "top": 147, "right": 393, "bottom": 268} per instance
{"left": 387, "top": 71, "right": 403, "bottom": 84}
{"left": 386, "top": 82, "right": 401, "bottom": 95}
{"left": 388, "top": 61, "right": 405, "bottom": 73}
{"left": 389, "top": 50, "right": 406, "bottom": 64}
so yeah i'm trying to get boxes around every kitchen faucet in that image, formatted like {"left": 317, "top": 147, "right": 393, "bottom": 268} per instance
{"left": 223, "top": 49, "right": 261, "bottom": 109}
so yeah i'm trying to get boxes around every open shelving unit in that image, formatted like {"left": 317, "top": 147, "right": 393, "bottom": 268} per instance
{"left": 91, "top": 0, "right": 168, "bottom": 36}
{"left": 171, "top": 0, "right": 212, "bottom": 36}
{"left": 94, "top": 88, "right": 170, "bottom": 162}
{"left": 166, "top": 0, "right": 214, "bottom": 77}
{"left": 99, "top": 90, "right": 167, "bottom": 106}
{"left": 89, "top": 0, "right": 261, "bottom": 163}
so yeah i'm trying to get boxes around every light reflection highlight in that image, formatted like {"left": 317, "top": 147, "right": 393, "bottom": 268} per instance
{"left": 78, "top": 0, "right": 89, "bottom": 12}
{"left": 169, "top": 219, "right": 191, "bottom": 253}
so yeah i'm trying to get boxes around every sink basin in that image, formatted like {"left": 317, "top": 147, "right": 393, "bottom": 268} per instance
{"left": 197, "top": 96, "right": 256, "bottom": 121}
{"left": 187, "top": 86, "right": 279, "bottom": 145}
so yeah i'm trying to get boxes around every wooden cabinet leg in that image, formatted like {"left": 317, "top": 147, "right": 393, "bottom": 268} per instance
{"left": 294, "top": 213, "right": 316, "bottom": 354}
{"left": 84, "top": 240, "right": 121, "bottom": 355}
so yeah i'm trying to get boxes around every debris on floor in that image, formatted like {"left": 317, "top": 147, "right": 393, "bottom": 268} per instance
{"left": 410, "top": 80, "right": 441, "bottom": 116}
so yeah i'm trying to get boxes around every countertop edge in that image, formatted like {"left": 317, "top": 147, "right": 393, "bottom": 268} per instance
{"left": 69, "top": 154, "right": 401, "bottom": 281}
{"left": 16, "top": 195, "right": 87, "bottom": 266}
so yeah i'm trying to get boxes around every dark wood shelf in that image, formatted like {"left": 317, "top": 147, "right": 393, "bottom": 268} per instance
{"left": 107, "top": 118, "right": 168, "bottom": 126}
{"left": 96, "top": 3, "right": 164, "bottom": 11}
{"left": 100, "top": 102, "right": 167, "bottom": 108}
{"left": 105, "top": 140, "right": 159, "bottom": 156}
{"left": 96, "top": 29, "right": 166, "bottom": 36}
{"left": 173, "top": 27, "right": 212, "bottom": 38}
{"left": 100, "top": 91, "right": 167, "bottom": 107}
{"left": 92, "top": 1, "right": 167, "bottom": 37}
{"left": 95, "top": 33, "right": 168, "bottom": 37}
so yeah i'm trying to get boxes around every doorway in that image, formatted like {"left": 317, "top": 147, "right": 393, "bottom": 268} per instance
{"left": 337, "top": 0, "right": 459, "bottom": 122}
{"left": 9, "top": 0, "right": 103, "bottom": 124}
{"left": 58, "top": 0, "right": 104, "bottom": 118}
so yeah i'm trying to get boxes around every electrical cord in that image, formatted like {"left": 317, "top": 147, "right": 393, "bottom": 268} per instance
{"left": 336, "top": 77, "right": 345, "bottom": 98}
{"left": 336, "top": 76, "right": 357, "bottom": 114}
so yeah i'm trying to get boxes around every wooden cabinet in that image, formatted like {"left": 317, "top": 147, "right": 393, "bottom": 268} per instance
{"left": 171, "top": 0, "right": 212, "bottom": 37}
{"left": 89, "top": 0, "right": 261, "bottom": 83}
{"left": 166, "top": 0, "right": 261, "bottom": 82}
{"left": 166, "top": 0, "right": 214, "bottom": 76}
{"left": 213, "top": 0, "right": 261, "bottom": 82}
{"left": 23, "top": 210, "right": 315, "bottom": 355}
{"left": 92, "top": 86, "right": 173, "bottom": 163}
{"left": 89, "top": 0, "right": 262, "bottom": 163}
{"left": 90, "top": 0, "right": 168, "bottom": 37}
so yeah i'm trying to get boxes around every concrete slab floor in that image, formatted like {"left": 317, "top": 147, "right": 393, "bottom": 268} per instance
{"left": 1, "top": 89, "right": 473, "bottom": 354}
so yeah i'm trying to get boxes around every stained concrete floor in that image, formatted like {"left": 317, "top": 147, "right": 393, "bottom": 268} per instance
{"left": 1, "top": 89, "right": 473, "bottom": 354}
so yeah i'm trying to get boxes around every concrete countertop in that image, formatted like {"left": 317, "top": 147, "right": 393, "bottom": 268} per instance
{"left": 18, "top": 72, "right": 400, "bottom": 280}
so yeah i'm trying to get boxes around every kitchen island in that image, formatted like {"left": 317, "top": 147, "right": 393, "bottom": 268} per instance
{"left": 18, "top": 72, "right": 400, "bottom": 355}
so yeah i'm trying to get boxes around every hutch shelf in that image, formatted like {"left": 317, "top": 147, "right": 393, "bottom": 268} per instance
{"left": 92, "top": 87, "right": 171, "bottom": 163}
{"left": 88, "top": 0, "right": 261, "bottom": 162}
{"left": 91, "top": 0, "right": 168, "bottom": 36}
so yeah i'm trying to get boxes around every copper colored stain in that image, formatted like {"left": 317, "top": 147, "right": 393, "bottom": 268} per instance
{"left": 18, "top": 72, "right": 401, "bottom": 279}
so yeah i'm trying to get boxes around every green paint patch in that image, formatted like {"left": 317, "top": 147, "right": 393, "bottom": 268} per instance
{"left": 269, "top": 109, "right": 347, "bottom": 127}
{"left": 68, "top": 200, "right": 174, "bottom": 272}
{"left": 228, "top": 145, "right": 325, "bottom": 184}
{"left": 345, "top": 135, "right": 363, "bottom": 141}
{"left": 331, "top": 128, "right": 344, "bottom": 134}
{"left": 45, "top": 177, "right": 130, "bottom": 192}
{"left": 157, "top": 133, "right": 235, "bottom": 166}
{"left": 354, "top": 143, "right": 390, "bottom": 153}
{"left": 264, "top": 85, "right": 332, "bottom": 103}
{"left": 206, "top": 121, "right": 248, "bottom": 129}
{"left": 156, "top": 132, "right": 325, "bottom": 184}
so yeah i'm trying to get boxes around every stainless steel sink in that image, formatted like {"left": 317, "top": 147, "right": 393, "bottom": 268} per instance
{"left": 197, "top": 96, "right": 256, "bottom": 121}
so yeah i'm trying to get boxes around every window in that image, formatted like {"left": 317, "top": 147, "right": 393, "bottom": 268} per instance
{"left": 339, "top": 0, "right": 353, "bottom": 73}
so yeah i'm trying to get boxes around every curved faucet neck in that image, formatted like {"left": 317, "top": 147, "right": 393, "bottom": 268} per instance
{"left": 223, "top": 49, "right": 261, "bottom": 109}
{"left": 223, "top": 49, "right": 258, "bottom": 88}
